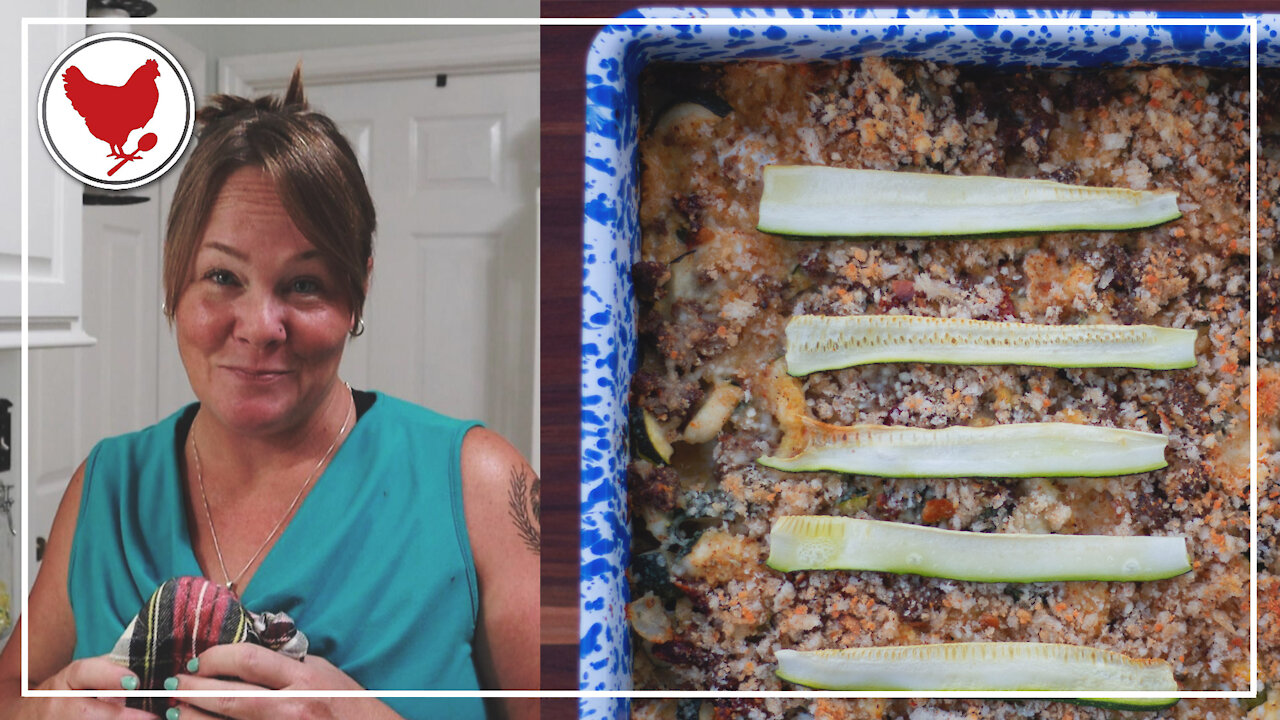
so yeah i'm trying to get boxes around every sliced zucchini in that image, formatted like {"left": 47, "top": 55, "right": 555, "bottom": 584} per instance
{"left": 774, "top": 643, "right": 1179, "bottom": 699}
{"left": 631, "top": 407, "right": 674, "bottom": 464}
{"left": 785, "top": 314, "right": 1197, "bottom": 375}
{"left": 757, "top": 165, "right": 1181, "bottom": 237}
{"left": 1241, "top": 686, "right": 1268, "bottom": 711}
{"left": 758, "top": 417, "right": 1168, "bottom": 478}
{"left": 767, "top": 516, "right": 1191, "bottom": 581}
{"left": 1067, "top": 698, "right": 1180, "bottom": 711}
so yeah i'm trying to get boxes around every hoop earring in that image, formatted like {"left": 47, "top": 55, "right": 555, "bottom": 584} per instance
{"left": 351, "top": 316, "right": 365, "bottom": 337}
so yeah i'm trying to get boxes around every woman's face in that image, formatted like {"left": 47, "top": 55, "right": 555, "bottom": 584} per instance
{"left": 175, "top": 166, "right": 352, "bottom": 437}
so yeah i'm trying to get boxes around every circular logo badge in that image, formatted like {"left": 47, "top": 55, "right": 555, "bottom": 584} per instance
{"left": 38, "top": 32, "right": 194, "bottom": 191}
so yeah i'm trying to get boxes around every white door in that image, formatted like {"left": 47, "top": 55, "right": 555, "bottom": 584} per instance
{"left": 280, "top": 70, "right": 539, "bottom": 463}
{"left": 29, "top": 194, "right": 163, "bottom": 570}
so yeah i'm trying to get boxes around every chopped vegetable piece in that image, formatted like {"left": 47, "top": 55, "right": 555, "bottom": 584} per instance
{"left": 758, "top": 417, "right": 1168, "bottom": 478}
{"left": 760, "top": 358, "right": 807, "bottom": 435}
{"left": 652, "top": 101, "right": 723, "bottom": 137}
{"left": 757, "top": 166, "right": 1181, "bottom": 237}
{"left": 627, "top": 594, "right": 675, "bottom": 644}
{"left": 683, "top": 382, "right": 744, "bottom": 444}
{"left": 632, "top": 408, "right": 674, "bottom": 464}
{"left": 775, "top": 643, "right": 1179, "bottom": 703}
{"left": 834, "top": 491, "right": 869, "bottom": 516}
{"left": 785, "top": 314, "right": 1197, "bottom": 375}
{"left": 767, "top": 516, "right": 1191, "bottom": 581}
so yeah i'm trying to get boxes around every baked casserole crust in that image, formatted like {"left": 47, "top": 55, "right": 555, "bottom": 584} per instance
{"left": 630, "top": 58, "right": 1259, "bottom": 717}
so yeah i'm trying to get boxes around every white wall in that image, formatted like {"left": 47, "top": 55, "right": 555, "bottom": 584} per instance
{"left": 3, "top": 0, "right": 70, "bottom": 627}
{"left": 149, "top": 3, "right": 536, "bottom": 120}
{"left": 166, "top": 24, "right": 534, "bottom": 72}
{"left": 156, "top": 0, "right": 535, "bottom": 19}
{"left": 153, "top": 0, "right": 536, "bottom": 82}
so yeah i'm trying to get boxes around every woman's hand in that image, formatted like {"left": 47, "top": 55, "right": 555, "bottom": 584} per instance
{"left": 10, "top": 655, "right": 156, "bottom": 720}
{"left": 165, "top": 645, "right": 401, "bottom": 720}
{"left": 36, "top": 655, "right": 137, "bottom": 692}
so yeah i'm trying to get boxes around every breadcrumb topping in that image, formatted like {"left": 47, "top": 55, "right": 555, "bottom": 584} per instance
{"left": 631, "top": 58, "right": 1255, "bottom": 717}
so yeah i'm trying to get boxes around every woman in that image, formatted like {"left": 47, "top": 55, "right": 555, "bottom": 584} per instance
{"left": 0, "top": 68, "right": 539, "bottom": 720}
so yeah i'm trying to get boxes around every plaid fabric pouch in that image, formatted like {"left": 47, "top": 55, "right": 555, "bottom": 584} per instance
{"left": 109, "top": 576, "right": 308, "bottom": 713}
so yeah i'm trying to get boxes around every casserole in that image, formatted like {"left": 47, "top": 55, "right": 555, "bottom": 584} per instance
{"left": 580, "top": 8, "right": 1265, "bottom": 717}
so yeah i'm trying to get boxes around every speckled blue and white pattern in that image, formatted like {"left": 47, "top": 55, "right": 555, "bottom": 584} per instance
{"left": 1262, "top": 14, "right": 1280, "bottom": 64}
{"left": 579, "top": 7, "right": 1265, "bottom": 700}
{"left": 579, "top": 698, "right": 628, "bottom": 720}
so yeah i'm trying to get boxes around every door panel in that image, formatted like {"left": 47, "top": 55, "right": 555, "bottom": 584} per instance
{"left": 411, "top": 232, "right": 500, "bottom": 422}
{"left": 305, "top": 71, "right": 539, "bottom": 462}
{"left": 414, "top": 114, "right": 503, "bottom": 185}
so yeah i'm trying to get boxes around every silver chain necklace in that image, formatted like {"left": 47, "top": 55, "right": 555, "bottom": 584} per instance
{"left": 190, "top": 383, "right": 353, "bottom": 595}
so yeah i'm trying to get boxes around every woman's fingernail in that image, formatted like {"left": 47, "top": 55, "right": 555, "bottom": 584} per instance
{"left": 120, "top": 674, "right": 138, "bottom": 690}
{"left": 166, "top": 708, "right": 180, "bottom": 720}
{"left": 164, "top": 676, "right": 178, "bottom": 691}
{"left": 186, "top": 656, "right": 199, "bottom": 673}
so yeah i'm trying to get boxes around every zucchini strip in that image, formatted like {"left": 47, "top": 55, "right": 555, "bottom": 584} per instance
{"left": 758, "top": 417, "right": 1168, "bottom": 478}
{"left": 767, "top": 516, "right": 1191, "bottom": 581}
{"left": 785, "top": 314, "right": 1197, "bottom": 375}
{"left": 774, "top": 643, "right": 1179, "bottom": 700}
{"left": 757, "top": 165, "right": 1181, "bottom": 237}
{"left": 1071, "top": 698, "right": 1181, "bottom": 711}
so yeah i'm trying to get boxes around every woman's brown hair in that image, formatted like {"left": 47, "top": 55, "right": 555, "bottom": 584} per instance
{"left": 162, "top": 64, "right": 375, "bottom": 334}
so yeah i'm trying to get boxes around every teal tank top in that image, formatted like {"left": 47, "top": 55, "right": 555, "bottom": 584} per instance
{"left": 67, "top": 392, "right": 487, "bottom": 719}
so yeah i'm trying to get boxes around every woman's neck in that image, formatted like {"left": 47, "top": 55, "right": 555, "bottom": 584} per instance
{"left": 189, "top": 380, "right": 354, "bottom": 492}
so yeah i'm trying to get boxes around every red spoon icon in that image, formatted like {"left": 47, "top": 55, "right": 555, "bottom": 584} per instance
{"left": 107, "top": 132, "right": 157, "bottom": 177}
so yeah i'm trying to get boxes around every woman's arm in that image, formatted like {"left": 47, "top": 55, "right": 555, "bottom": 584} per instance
{"left": 0, "top": 462, "right": 152, "bottom": 719}
{"left": 461, "top": 428, "right": 540, "bottom": 720}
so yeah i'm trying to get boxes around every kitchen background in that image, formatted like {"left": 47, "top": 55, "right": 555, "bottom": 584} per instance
{"left": 5, "top": 0, "right": 538, "bottom": 645}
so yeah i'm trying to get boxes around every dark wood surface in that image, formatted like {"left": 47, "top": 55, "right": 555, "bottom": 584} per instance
{"left": 537, "top": 1, "right": 1280, "bottom": 700}
{"left": 540, "top": 12, "right": 604, "bottom": 694}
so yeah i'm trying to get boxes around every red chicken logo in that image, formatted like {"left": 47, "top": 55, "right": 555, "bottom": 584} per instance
{"left": 38, "top": 32, "right": 194, "bottom": 191}
{"left": 63, "top": 58, "right": 160, "bottom": 163}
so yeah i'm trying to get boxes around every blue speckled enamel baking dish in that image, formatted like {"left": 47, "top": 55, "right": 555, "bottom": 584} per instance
{"left": 579, "top": 8, "right": 1272, "bottom": 716}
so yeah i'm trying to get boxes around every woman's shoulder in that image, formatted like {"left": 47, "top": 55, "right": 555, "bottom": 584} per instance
{"left": 88, "top": 404, "right": 195, "bottom": 463}
{"left": 79, "top": 404, "right": 194, "bottom": 501}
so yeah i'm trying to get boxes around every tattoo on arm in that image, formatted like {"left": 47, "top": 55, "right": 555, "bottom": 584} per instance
{"left": 507, "top": 467, "right": 540, "bottom": 555}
